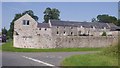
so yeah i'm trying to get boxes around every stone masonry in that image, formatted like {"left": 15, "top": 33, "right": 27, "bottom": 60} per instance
{"left": 14, "top": 14, "right": 119, "bottom": 49}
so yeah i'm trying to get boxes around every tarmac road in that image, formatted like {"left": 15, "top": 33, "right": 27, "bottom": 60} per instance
{"left": 2, "top": 51, "right": 97, "bottom": 67}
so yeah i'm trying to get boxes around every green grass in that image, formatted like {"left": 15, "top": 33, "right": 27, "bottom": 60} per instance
{"left": 61, "top": 54, "right": 118, "bottom": 66}
{"left": 61, "top": 45, "right": 119, "bottom": 66}
{"left": 2, "top": 41, "right": 103, "bottom": 52}
{"left": 0, "top": 45, "right": 1, "bottom": 51}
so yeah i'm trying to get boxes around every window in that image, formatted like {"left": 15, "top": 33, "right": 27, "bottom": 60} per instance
{"left": 71, "top": 32, "right": 73, "bottom": 35}
{"left": 64, "top": 31, "right": 66, "bottom": 34}
{"left": 39, "top": 28, "right": 41, "bottom": 30}
{"left": 63, "top": 31, "right": 66, "bottom": 35}
{"left": 23, "top": 20, "right": 26, "bottom": 25}
{"left": 45, "top": 28, "right": 47, "bottom": 31}
{"left": 91, "top": 26, "right": 93, "bottom": 28}
{"left": 23, "top": 20, "right": 29, "bottom": 25}
{"left": 27, "top": 21, "right": 29, "bottom": 25}
{"left": 57, "top": 31, "right": 59, "bottom": 34}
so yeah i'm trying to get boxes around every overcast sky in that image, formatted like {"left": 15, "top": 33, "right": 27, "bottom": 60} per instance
{"left": 2, "top": 2, "right": 118, "bottom": 30}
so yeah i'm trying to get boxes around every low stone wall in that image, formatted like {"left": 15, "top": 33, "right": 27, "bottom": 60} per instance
{"left": 14, "top": 35, "right": 118, "bottom": 49}
{"left": 54, "top": 36, "right": 118, "bottom": 48}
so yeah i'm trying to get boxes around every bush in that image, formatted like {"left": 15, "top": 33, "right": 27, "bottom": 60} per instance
{"left": 100, "top": 44, "right": 119, "bottom": 57}
{"left": 101, "top": 31, "right": 107, "bottom": 36}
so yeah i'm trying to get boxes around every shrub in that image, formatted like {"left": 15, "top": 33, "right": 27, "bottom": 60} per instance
{"left": 101, "top": 31, "right": 107, "bottom": 36}
{"left": 100, "top": 44, "right": 119, "bottom": 57}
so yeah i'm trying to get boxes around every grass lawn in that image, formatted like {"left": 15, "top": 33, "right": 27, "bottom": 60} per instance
{"left": 2, "top": 41, "right": 103, "bottom": 52}
{"left": 61, "top": 54, "right": 118, "bottom": 66}
{"left": 61, "top": 45, "right": 119, "bottom": 66}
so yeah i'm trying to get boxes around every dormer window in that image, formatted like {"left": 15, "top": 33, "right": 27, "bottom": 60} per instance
{"left": 23, "top": 20, "right": 29, "bottom": 25}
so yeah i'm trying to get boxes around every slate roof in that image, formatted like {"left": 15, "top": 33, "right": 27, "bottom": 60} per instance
{"left": 50, "top": 20, "right": 110, "bottom": 29}
{"left": 37, "top": 20, "right": 120, "bottom": 31}
{"left": 37, "top": 23, "right": 50, "bottom": 28}
{"left": 108, "top": 23, "right": 120, "bottom": 31}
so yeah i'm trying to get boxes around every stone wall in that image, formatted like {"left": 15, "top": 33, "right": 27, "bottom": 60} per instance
{"left": 53, "top": 36, "right": 118, "bottom": 48}
{"left": 51, "top": 26, "right": 112, "bottom": 37}
{"left": 14, "top": 14, "right": 54, "bottom": 49}
{"left": 14, "top": 27, "right": 54, "bottom": 49}
{"left": 13, "top": 14, "right": 119, "bottom": 49}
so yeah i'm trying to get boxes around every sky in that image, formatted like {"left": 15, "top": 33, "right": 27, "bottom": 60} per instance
{"left": 2, "top": 2, "right": 118, "bottom": 30}
{"left": 119, "top": 1, "right": 120, "bottom": 19}
{"left": 1, "top": 0, "right": 119, "bottom": 2}
{"left": 0, "top": 2, "right": 2, "bottom": 32}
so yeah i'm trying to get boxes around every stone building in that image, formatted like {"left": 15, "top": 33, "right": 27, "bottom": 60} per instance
{"left": 14, "top": 14, "right": 119, "bottom": 48}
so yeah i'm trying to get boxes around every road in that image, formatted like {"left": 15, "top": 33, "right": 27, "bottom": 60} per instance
{"left": 0, "top": 51, "right": 1, "bottom": 68}
{"left": 2, "top": 51, "right": 96, "bottom": 67}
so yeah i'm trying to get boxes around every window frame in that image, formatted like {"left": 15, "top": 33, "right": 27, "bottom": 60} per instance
{"left": 23, "top": 20, "right": 30, "bottom": 26}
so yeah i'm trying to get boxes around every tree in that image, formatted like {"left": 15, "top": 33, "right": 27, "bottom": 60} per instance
{"left": 8, "top": 14, "right": 22, "bottom": 39}
{"left": 97, "top": 14, "right": 117, "bottom": 24}
{"left": 43, "top": 7, "right": 60, "bottom": 23}
{"left": 2, "top": 27, "right": 7, "bottom": 35}
{"left": 8, "top": 10, "right": 38, "bottom": 39}
{"left": 22, "top": 10, "right": 38, "bottom": 21}
{"left": 115, "top": 19, "right": 120, "bottom": 26}
{"left": 2, "top": 27, "right": 7, "bottom": 42}
{"left": 91, "top": 18, "right": 97, "bottom": 22}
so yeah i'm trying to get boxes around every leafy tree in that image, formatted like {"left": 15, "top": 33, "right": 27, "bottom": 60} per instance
{"left": 8, "top": 10, "right": 38, "bottom": 39}
{"left": 2, "top": 27, "right": 8, "bottom": 41}
{"left": 22, "top": 10, "right": 38, "bottom": 21}
{"left": 43, "top": 7, "right": 60, "bottom": 23}
{"left": 2, "top": 27, "right": 7, "bottom": 35}
{"left": 91, "top": 18, "right": 97, "bottom": 22}
{"left": 115, "top": 19, "right": 120, "bottom": 26}
{"left": 97, "top": 14, "right": 117, "bottom": 24}
{"left": 8, "top": 14, "right": 22, "bottom": 39}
